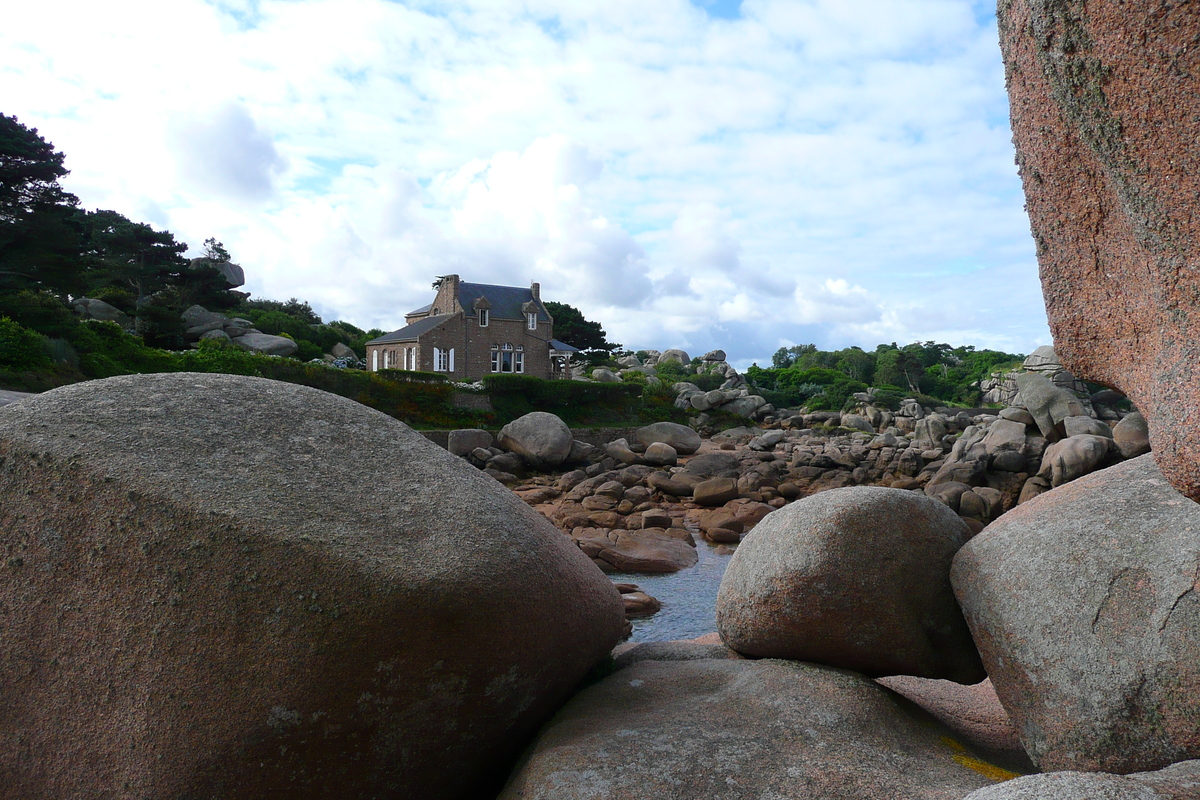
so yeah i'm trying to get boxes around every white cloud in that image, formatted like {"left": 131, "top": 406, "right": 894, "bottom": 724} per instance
{"left": 0, "top": 0, "right": 1050, "bottom": 361}
{"left": 170, "top": 103, "right": 286, "bottom": 203}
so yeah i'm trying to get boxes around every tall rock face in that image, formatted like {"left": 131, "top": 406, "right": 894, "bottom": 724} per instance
{"left": 998, "top": 1, "right": 1200, "bottom": 501}
{"left": 0, "top": 373, "right": 625, "bottom": 799}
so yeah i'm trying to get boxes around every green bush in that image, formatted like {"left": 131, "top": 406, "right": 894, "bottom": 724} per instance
{"left": 483, "top": 374, "right": 642, "bottom": 426}
{"left": 0, "top": 291, "right": 79, "bottom": 339}
{"left": 377, "top": 369, "right": 448, "bottom": 383}
{"left": 89, "top": 286, "right": 138, "bottom": 315}
{"left": 654, "top": 360, "right": 692, "bottom": 384}
{"left": 42, "top": 338, "right": 78, "bottom": 368}
{"left": 692, "top": 373, "right": 724, "bottom": 391}
{"left": 253, "top": 310, "right": 313, "bottom": 341}
{"left": 638, "top": 382, "right": 690, "bottom": 424}
{"left": 0, "top": 317, "right": 51, "bottom": 371}
{"left": 294, "top": 339, "right": 324, "bottom": 362}
{"left": 806, "top": 378, "right": 869, "bottom": 411}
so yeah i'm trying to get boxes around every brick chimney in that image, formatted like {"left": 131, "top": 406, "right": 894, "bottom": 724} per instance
{"left": 434, "top": 274, "right": 460, "bottom": 314}
{"left": 530, "top": 281, "right": 540, "bottom": 300}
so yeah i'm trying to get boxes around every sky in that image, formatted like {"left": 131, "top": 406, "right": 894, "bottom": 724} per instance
{"left": 1, "top": 0, "right": 1051, "bottom": 369}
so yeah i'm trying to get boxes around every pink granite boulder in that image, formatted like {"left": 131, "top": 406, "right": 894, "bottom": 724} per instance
{"left": 998, "top": 0, "right": 1200, "bottom": 501}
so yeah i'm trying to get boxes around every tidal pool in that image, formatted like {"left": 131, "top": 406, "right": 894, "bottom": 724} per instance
{"left": 608, "top": 538, "right": 735, "bottom": 643}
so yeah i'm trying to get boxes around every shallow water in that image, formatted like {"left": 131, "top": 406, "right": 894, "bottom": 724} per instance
{"left": 609, "top": 535, "right": 735, "bottom": 642}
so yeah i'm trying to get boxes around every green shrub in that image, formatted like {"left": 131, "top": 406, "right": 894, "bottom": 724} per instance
{"left": 42, "top": 338, "right": 78, "bottom": 368}
{"left": 89, "top": 286, "right": 138, "bottom": 315}
{"left": 0, "top": 317, "right": 51, "bottom": 371}
{"left": 377, "top": 369, "right": 448, "bottom": 383}
{"left": 294, "top": 339, "right": 324, "bottom": 362}
{"left": 71, "top": 320, "right": 174, "bottom": 377}
{"left": 0, "top": 291, "right": 79, "bottom": 339}
{"left": 692, "top": 373, "right": 724, "bottom": 392}
{"left": 254, "top": 310, "right": 312, "bottom": 341}
{"left": 654, "top": 360, "right": 691, "bottom": 384}
{"left": 806, "top": 377, "right": 869, "bottom": 411}
{"left": 483, "top": 374, "right": 642, "bottom": 426}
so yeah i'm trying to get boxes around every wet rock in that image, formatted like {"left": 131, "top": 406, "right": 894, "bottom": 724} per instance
{"left": 595, "top": 529, "right": 699, "bottom": 573}
{"left": 611, "top": 640, "right": 743, "bottom": 670}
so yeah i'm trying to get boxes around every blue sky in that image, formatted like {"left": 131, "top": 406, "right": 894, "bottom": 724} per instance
{"left": 1, "top": 0, "right": 1049, "bottom": 367}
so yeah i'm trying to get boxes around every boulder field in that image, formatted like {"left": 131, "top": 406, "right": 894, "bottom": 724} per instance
{"left": 0, "top": 373, "right": 625, "bottom": 799}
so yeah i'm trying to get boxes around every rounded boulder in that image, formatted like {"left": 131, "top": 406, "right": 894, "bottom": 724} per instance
{"left": 0, "top": 373, "right": 625, "bottom": 799}
{"left": 634, "top": 421, "right": 702, "bottom": 455}
{"left": 717, "top": 486, "right": 984, "bottom": 682}
{"left": 497, "top": 411, "right": 573, "bottom": 469}
{"left": 952, "top": 454, "right": 1200, "bottom": 773}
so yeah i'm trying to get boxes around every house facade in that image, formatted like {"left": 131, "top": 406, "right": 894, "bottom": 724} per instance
{"left": 365, "top": 275, "right": 578, "bottom": 381}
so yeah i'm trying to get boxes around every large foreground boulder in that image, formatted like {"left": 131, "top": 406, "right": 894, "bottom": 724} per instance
{"left": 497, "top": 411, "right": 573, "bottom": 469}
{"left": 499, "top": 658, "right": 1011, "bottom": 799}
{"left": 997, "top": 0, "right": 1200, "bottom": 501}
{"left": 716, "top": 487, "right": 984, "bottom": 682}
{"left": 0, "top": 373, "right": 625, "bottom": 799}
{"left": 952, "top": 455, "right": 1200, "bottom": 773}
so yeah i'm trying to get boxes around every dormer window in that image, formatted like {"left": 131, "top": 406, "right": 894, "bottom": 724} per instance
{"left": 526, "top": 312, "right": 537, "bottom": 331}
{"left": 479, "top": 309, "right": 489, "bottom": 327}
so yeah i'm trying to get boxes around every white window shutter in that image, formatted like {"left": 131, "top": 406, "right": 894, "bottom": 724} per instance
{"left": 448, "top": 348, "right": 455, "bottom": 372}
{"left": 372, "top": 350, "right": 378, "bottom": 371}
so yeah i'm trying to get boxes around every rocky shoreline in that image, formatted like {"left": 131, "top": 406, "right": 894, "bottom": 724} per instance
{"left": 1, "top": 362, "right": 1198, "bottom": 798}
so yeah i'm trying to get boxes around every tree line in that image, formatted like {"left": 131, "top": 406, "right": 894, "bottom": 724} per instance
{"left": 746, "top": 342, "right": 1025, "bottom": 411}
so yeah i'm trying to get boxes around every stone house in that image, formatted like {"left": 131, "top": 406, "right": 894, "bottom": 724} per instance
{"left": 365, "top": 275, "right": 579, "bottom": 381}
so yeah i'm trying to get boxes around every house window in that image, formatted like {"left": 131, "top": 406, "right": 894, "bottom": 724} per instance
{"left": 407, "top": 348, "right": 415, "bottom": 370}
{"left": 383, "top": 349, "right": 390, "bottom": 369}
{"left": 479, "top": 309, "right": 489, "bottom": 327}
{"left": 526, "top": 312, "right": 537, "bottom": 331}
{"left": 433, "top": 347, "right": 455, "bottom": 372}
{"left": 434, "top": 347, "right": 456, "bottom": 374}
{"left": 494, "top": 343, "right": 519, "bottom": 373}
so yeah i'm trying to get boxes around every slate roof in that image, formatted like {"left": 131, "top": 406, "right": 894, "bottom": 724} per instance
{"left": 549, "top": 339, "right": 580, "bottom": 352}
{"left": 365, "top": 315, "right": 451, "bottom": 345}
{"left": 458, "top": 282, "right": 550, "bottom": 322}
{"left": 406, "top": 302, "right": 433, "bottom": 316}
